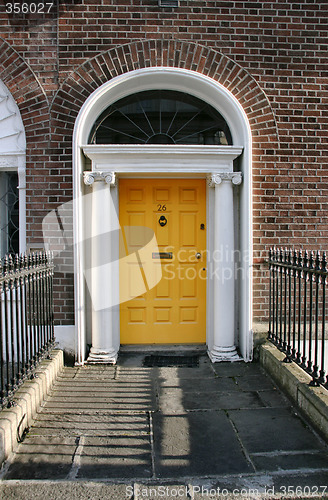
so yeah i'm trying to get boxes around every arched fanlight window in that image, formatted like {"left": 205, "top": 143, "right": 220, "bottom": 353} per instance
{"left": 88, "top": 90, "right": 232, "bottom": 145}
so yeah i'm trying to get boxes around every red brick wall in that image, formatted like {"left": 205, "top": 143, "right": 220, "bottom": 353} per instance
{"left": 0, "top": 0, "right": 327, "bottom": 325}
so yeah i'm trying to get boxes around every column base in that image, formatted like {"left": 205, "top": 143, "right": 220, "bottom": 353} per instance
{"left": 208, "top": 345, "right": 241, "bottom": 363}
{"left": 87, "top": 347, "right": 118, "bottom": 365}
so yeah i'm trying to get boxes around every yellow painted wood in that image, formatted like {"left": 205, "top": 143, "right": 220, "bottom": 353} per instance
{"left": 119, "top": 179, "right": 206, "bottom": 344}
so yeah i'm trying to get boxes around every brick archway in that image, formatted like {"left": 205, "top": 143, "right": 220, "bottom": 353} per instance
{"left": 0, "top": 38, "right": 51, "bottom": 254}
{"left": 0, "top": 38, "right": 50, "bottom": 150}
{"left": 0, "top": 38, "right": 50, "bottom": 244}
{"left": 51, "top": 39, "right": 278, "bottom": 149}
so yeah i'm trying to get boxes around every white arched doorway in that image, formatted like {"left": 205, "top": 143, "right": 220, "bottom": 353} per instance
{"left": 73, "top": 68, "right": 252, "bottom": 364}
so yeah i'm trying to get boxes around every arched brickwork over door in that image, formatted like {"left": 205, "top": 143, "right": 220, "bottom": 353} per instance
{"left": 0, "top": 38, "right": 67, "bottom": 317}
{"left": 52, "top": 39, "right": 278, "bottom": 146}
{"left": 0, "top": 39, "right": 50, "bottom": 243}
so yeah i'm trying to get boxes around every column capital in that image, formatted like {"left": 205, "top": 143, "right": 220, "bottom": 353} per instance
{"left": 83, "top": 171, "right": 116, "bottom": 186}
{"left": 207, "top": 172, "right": 242, "bottom": 187}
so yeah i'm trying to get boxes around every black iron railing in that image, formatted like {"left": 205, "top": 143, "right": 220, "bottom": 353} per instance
{"left": 0, "top": 252, "right": 54, "bottom": 408}
{"left": 268, "top": 248, "right": 328, "bottom": 388}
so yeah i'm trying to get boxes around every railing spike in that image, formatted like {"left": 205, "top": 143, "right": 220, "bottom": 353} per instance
{"left": 309, "top": 250, "right": 314, "bottom": 269}
{"left": 3, "top": 255, "right": 9, "bottom": 275}
{"left": 19, "top": 253, "right": 24, "bottom": 268}
{"left": 8, "top": 254, "right": 14, "bottom": 272}
{"left": 15, "top": 253, "right": 20, "bottom": 271}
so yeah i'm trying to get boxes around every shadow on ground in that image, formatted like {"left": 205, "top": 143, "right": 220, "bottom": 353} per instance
{"left": 2, "top": 353, "right": 328, "bottom": 496}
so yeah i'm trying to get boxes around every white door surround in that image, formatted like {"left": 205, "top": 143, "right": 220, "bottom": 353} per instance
{"left": 72, "top": 67, "right": 253, "bottom": 364}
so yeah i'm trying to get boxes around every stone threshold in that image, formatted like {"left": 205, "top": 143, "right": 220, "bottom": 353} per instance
{"left": 119, "top": 344, "right": 208, "bottom": 353}
{"left": 260, "top": 342, "right": 328, "bottom": 443}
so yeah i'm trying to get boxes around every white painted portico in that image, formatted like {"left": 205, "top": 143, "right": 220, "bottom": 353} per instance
{"left": 72, "top": 68, "right": 253, "bottom": 364}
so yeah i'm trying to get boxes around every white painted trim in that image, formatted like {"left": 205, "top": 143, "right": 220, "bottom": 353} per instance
{"left": 83, "top": 145, "right": 243, "bottom": 174}
{"left": 73, "top": 67, "right": 252, "bottom": 364}
{"left": 0, "top": 80, "right": 26, "bottom": 255}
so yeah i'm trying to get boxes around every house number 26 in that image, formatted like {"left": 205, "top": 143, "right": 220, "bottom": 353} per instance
{"left": 157, "top": 204, "right": 166, "bottom": 211}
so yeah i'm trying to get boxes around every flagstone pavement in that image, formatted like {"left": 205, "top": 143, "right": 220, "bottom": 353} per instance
{"left": 1, "top": 351, "right": 328, "bottom": 499}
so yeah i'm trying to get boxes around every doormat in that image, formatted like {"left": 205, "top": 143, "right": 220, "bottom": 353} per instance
{"left": 143, "top": 354, "right": 199, "bottom": 367}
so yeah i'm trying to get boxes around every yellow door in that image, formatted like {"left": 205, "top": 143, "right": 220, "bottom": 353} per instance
{"left": 119, "top": 179, "right": 206, "bottom": 344}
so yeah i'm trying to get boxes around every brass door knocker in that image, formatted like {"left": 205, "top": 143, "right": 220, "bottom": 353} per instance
{"left": 159, "top": 215, "right": 167, "bottom": 227}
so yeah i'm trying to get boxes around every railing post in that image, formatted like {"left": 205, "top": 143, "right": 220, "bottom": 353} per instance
{"left": 268, "top": 248, "right": 272, "bottom": 339}
{"left": 14, "top": 254, "right": 22, "bottom": 385}
{"left": 19, "top": 254, "right": 27, "bottom": 379}
{"left": 3, "top": 256, "right": 11, "bottom": 403}
{"left": 283, "top": 249, "right": 292, "bottom": 363}
{"left": 0, "top": 260, "right": 4, "bottom": 406}
{"left": 307, "top": 251, "right": 314, "bottom": 373}
{"left": 279, "top": 247, "right": 284, "bottom": 348}
{"left": 296, "top": 250, "right": 302, "bottom": 364}
{"left": 301, "top": 250, "right": 308, "bottom": 369}
{"left": 275, "top": 248, "right": 279, "bottom": 344}
{"left": 8, "top": 255, "right": 17, "bottom": 396}
{"left": 310, "top": 251, "right": 320, "bottom": 386}
{"left": 319, "top": 252, "right": 327, "bottom": 385}
{"left": 292, "top": 249, "right": 297, "bottom": 359}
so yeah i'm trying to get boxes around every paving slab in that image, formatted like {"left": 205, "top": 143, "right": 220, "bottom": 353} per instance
{"left": 4, "top": 436, "right": 77, "bottom": 479}
{"left": 250, "top": 450, "right": 328, "bottom": 472}
{"left": 154, "top": 356, "right": 215, "bottom": 380}
{"left": 235, "top": 374, "right": 278, "bottom": 391}
{"left": 157, "top": 376, "right": 239, "bottom": 392}
{"left": 159, "top": 389, "right": 265, "bottom": 412}
{"left": 29, "top": 412, "right": 150, "bottom": 437}
{"left": 152, "top": 411, "right": 253, "bottom": 478}
{"left": 42, "top": 400, "right": 156, "bottom": 412}
{"left": 228, "top": 407, "right": 326, "bottom": 454}
{"left": 42, "top": 382, "right": 157, "bottom": 411}
{"left": 212, "top": 361, "right": 263, "bottom": 377}
{"left": 76, "top": 435, "right": 152, "bottom": 479}
{"left": 255, "top": 388, "right": 292, "bottom": 408}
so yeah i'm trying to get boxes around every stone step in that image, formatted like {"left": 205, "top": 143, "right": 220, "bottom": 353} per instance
{"left": 1, "top": 478, "right": 328, "bottom": 500}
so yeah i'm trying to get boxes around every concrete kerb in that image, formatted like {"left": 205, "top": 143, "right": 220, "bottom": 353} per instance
{"left": 0, "top": 349, "right": 64, "bottom": 466}
{"left": 260, "top": 342, "right": 328, "bottom": 443}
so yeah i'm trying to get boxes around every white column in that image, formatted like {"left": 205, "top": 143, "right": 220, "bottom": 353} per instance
{"left": 208, "top": 172, "right": 242, "bottom": 362}
{"left": 18, "top": 156, "right": 27, "bottom": 254}
{"left": 83, "top": 171, "right": 118, "bottom": 364}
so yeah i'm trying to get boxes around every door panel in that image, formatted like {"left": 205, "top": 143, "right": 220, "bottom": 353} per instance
{"left": 119, "top": 178, "right": 206, "bottom": 344}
